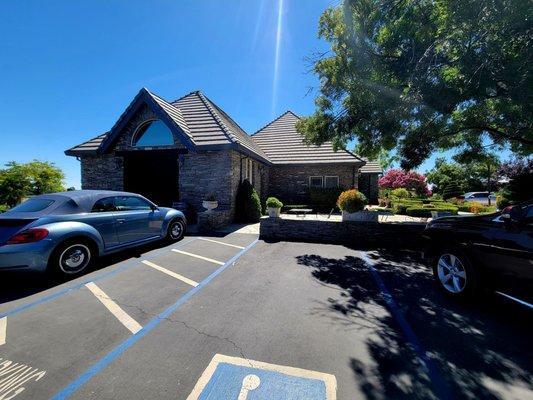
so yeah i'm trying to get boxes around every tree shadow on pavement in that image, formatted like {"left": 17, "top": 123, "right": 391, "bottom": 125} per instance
{"left": 296, "top": 250, "right": 532, "bottom": 400}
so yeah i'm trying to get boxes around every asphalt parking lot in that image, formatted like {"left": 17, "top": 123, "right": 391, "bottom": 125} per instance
{"left": 0, "top": 231, "right": 531, "bottom": 400}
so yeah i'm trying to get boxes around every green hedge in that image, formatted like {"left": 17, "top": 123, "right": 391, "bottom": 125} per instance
{"left": 406, "top": 205, "right": 458, "bottom": 218}
{"left": 0, "top": 204, "right": 8, "bottom": 213}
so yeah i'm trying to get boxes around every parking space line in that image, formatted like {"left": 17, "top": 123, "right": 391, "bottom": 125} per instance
{"left": 198, "top": 237, "right": 245, "bottom": 249}
{"left": 142, "top": 260, "right": 198, "bottom": 287}
{"left": 171, "top": 249, "right": 225, "bottom": 265}
{"left": 0, "top": 237, "right": 198, "bottom": 320}
{"left": 358, "top": 252, "right": 450, "bottom": 400}
{"left": 0, "top": 317, "right": 6, "bottom": 346}
{"left": 51, "top": 238, "right": 258, "bottom": 400}
{"left": 85, "top": 282, "right": 142, "bottom": 334}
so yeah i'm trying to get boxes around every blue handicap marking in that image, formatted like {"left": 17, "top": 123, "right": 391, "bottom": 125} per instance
{"left": 186, "top": 354, "right": 337, "bottom": 400}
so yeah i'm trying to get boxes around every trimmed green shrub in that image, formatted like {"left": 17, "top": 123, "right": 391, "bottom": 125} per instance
{"left": 266, "top": 197, "right": 283, "bottom": 208}
{"left": 390, "top": 188, "right": 410, "bottom": 199}
{"left": 442, "top": 181, "right": 463, "bottom": 200}
{"left": 0, "top": 204, "right": 8, "bottom": 213}
{"left": 235, "top": 179, "right": 262, "bottom": 222}
{"left": 337, "top": 189, "right": 367, "bottom": 213}
{"left": 406, "top": 205, "right": 458, "bottom": 218}
{"left": 309, "top": 187, "right": 344, "bottom": 208}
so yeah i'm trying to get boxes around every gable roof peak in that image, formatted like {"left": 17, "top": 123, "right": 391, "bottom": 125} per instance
{"left": 252, "top": 110, "right": 300, "bottom": 136}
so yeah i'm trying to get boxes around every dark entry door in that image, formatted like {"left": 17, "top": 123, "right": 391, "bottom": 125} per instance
{"left": 123, "top": 151, "right": 179, "bottom": 207}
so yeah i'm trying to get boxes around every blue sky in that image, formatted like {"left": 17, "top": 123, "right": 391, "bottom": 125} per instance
{"left": 0, "top": 0, "right": 508, "bottom": 188}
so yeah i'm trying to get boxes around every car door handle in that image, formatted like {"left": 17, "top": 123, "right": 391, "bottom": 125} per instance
{"left": 116, "top": 218, "right": 126, "bottom": 224}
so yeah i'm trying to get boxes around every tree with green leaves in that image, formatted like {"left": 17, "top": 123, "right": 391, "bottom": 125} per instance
{"left": 426, "top": 158, "right": 466, "bottom": 195}
{"left": 297, "top": 0, "right": 532, "bottom": 169}
{"left": 0, "top": 160, "right": 65, "bottom": 207}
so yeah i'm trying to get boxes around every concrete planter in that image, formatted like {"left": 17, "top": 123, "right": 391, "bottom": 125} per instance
{"left": 342, "top": 210, "right": 379, "bottom": 222}
{"left": 267, "top": 207, "right": 281, "bottom": 218}
{"left": 202, "top": 200, "right": 218, "bottom": 212}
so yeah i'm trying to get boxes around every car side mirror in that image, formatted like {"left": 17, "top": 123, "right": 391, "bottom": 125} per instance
{"left": 501, "top": 205, "right": 524, "bottom": 223}
{"left": 150, "top": 204, "right": 158, "bottom": 212}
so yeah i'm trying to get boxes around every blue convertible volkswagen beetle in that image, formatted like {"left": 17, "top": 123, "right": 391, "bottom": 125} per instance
{"left": 0, "top": 190, "right": 186, "bottom": 276}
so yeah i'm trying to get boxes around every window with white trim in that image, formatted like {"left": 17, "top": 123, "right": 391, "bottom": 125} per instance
{"left": 242, "top": 158, "right": 254, "bottom": 184}
{"left": 309, "top": 176, "right": 323, "bottom": 188}
{"left": 324, "top": 176, "right": 339, "bottom": 188}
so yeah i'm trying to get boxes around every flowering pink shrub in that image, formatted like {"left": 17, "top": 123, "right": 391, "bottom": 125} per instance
{"left": 379, "top": 169, "right": 431, "bottom": 197}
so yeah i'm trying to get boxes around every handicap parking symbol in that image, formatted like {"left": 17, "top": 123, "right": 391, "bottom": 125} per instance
{"left": 186, "top": 354, "right": 336, "bottom": 400}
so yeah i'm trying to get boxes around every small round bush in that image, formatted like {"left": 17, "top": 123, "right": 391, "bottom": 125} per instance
{"left": 266, "top": 197, "right": 283, "bottom": 208}
{"left": 391, "top": 188, "right": 410, "bottom": 199}
{"left": 337, "top": 189, "right": 367, "bottom": 213}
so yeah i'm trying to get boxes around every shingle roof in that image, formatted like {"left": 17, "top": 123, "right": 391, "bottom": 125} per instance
{"left": 360, "top": 159, "right": 383, "bottom": 174}
{"left": 65, "top": 132, "right": 109, "bottom": 156}
{"left": 66, "top": 88, "right": 269, "bottom": 163}
{"left": 172, "top": 92, "right": 270, "bottom": 162}
{"left": 251, "top": 111, "right": 365, "bottom": 165}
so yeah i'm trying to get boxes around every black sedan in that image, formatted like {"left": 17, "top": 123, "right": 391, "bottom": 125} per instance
{"left": 423, "top": 201, "right": 532, "bottom": 307}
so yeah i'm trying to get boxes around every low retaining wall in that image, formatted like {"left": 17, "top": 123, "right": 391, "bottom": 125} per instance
{"left": 259, "top": 216, "right": 425, "bottom": 246}
{"left": 198, "top": 209, "right": 233, "bottom": 233}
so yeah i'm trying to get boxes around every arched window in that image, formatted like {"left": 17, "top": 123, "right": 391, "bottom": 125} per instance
{"left": 132, "top": 120, "right": 174, "bottom": 147}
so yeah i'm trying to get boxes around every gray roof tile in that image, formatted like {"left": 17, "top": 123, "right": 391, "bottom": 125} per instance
{"left": 251, "top": 111, "right": 365, "bottom": 165}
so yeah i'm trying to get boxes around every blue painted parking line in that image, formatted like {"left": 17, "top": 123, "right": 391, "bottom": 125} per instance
{"left": 359, "top": 252, "right": 451, "bottom": 400}
{"left": 0, "top": 237, "right": 198, "bottom": 320}
{"left": 187, "top": 354, "right": 336, "bottom": 400}
{"left": 50, "top": 239, "right": 259, "bottom": 400}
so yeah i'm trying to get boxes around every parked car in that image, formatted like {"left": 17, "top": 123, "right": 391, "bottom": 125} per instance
{"left": 423, "top": 200, "right": 532, "bottom": 306}
{"left": 463, "top": 191, "right": 497, "bottom": 205}
{"left": 0, "top": 190, "right": 186, "bottom": 276}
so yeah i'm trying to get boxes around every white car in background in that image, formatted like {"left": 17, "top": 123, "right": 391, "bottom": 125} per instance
{"left": 463, "top": 191, "right": 497, "bottom": 205}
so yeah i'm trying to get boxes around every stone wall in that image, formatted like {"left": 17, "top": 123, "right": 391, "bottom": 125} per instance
{"left": 179, "top": 150, "right": 234, "bottom": 215}
{"left": 268, "top": 163, "right": 360, "bottom": 204}
{"left": 81, "top": 155, "right": 124, "bottom": 190}
{"left": 358, "top": 173, "right": 380, "bottom": 205}
{"left": 197, "top": 209, "right": 233, "bottom": 232}
{"left": 260, "top": 216, "right": 425, "bottom": 246}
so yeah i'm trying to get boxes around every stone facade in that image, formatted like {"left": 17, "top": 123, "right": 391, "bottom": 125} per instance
{"left": 197, "top": 209, "right": 233, "bottom": 232}
{"left": 81, "top": 155, "right": 124, "bottom": 191}
{"left": 179, "top": 150, "right": 234, "bottom": 214}
{"left": 267, "top": 163, "right": 360, "bottom": 204}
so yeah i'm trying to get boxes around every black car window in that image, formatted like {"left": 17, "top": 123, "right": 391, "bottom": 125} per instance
{"left": 114, "top": 196, "right": 152, "bottom": 211}
{"left": 91, "top": 197, "right": 116, "bottom": 213}
{"left": 10, "top": 198, "right": 55, "bottom": 212}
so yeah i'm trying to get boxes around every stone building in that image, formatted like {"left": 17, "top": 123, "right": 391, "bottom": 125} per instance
{"left": 66, "top": 88, "right": 381, "bottom": 222}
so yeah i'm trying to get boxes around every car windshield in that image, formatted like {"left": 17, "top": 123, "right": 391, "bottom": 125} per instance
{"left": 9, "top": 198, "right": 55, "bottom": 212}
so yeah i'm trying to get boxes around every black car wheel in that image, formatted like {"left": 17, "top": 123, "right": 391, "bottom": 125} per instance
{"left": 167, "top": 219, "right": 186, "bottom": 242}
{"left": 433, "top": 250, "right": 478, "bottom": 298}
{"left": 49, "top": 239, "right": 95, "bottom": 276}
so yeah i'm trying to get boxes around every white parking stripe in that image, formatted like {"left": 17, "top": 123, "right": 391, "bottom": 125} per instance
{"left": 142, "top": 260, "right": 199, "bottom": 287}
{"left": 171, "top": 249, "right": 225, "bottom": 265}
{"left": 0, "top": 317, "right": 6, "bottom": 346}
{"left": 85, "top": 282, "right": 142, "bottom": 334}
{"left": 198, "top": 237, "right": 245, "bottom": 249}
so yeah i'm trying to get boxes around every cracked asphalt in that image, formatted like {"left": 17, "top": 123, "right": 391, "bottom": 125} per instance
{"left": 0, "top": 231, "right": 531, "bottom": 399}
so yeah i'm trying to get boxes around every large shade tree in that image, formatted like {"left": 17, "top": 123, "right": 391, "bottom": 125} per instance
{"left": 297, "top": 0, "right": 532, "bottom": 169}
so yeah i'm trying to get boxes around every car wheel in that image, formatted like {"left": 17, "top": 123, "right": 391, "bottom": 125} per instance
{"left": 433, "top": 250, "right": 478, "bottom": 298}
{"left": 167, "top": 219, "right": 186, "bottom": 242}
{"left": 49, "top": 240, "right": 95, "bottom": 276}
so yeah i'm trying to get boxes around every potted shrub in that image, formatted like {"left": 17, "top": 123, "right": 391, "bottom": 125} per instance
{"left": 202, "top": 193, "right": 218, "bottom": 212}
{"left": 266, "top": 197, "right": 283, "bottom": 218}
{"left": 337, "top": 189, "right": 375, "bottom": 221}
